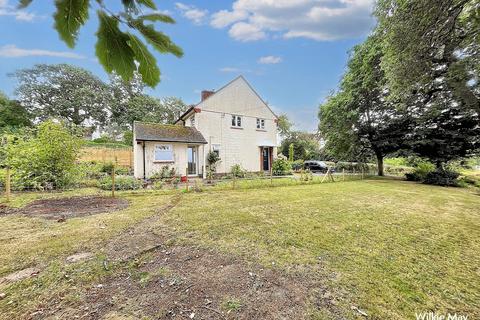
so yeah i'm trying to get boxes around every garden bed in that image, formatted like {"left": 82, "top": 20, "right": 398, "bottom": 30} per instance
{"left": 1, "top": 196, "right": 128, "bottom": 220}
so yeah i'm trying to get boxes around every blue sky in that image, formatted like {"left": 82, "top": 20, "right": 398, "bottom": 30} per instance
{"left": 0, "top": 0, "right": 375, "bottom": 131}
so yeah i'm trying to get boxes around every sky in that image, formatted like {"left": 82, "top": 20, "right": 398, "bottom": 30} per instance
{"left": 0, "top": 0, "right": 376, "bottom": 131}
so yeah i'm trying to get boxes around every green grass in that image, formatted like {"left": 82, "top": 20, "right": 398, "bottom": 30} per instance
{"left": 1, "top": 179, "right": 479, "bottom": 319}
{"left": 162, "top": 179, "right": 480, "bottom": 319}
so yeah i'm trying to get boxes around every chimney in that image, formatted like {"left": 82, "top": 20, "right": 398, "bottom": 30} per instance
{"left": 201, "top": 90, "right": 214, "bottom": 101}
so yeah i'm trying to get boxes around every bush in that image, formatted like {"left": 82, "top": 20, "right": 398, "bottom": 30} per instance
{"left": 335, "top": 162, "right": 370, "bottom": 172}
{"left": 6, "top": 121, "right": 83, "bottom": 190}
{"left": 99, "top": 175, "right": 143, "bottom": 190}
{"left": 92, "top": 134, "right": 115, "bottom": 144}
{"left": 291, "top": 160, "right": 304, "bottom": 172}
{"left": 150, "top": 166, "right": 177, "bottom": 181}
{"left": 230, "top": 164, "right": 246, "bottom": 178}
{"left": 423, "top": 169, "right": 460, "bottom": 187}
{"left": 272, "top": 158, "right": 292, "bottom": 176}
{"left": 405, "top": 161, "right": 435, "bottom": 181}
{"left": 123, "top": 130, "right": 133, "bottom": 146}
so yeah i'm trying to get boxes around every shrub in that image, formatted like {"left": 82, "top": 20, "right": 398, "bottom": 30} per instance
{"left": 150, "top": 166, "right": 177, "bottom": 181}
{"left": 291, "top": 160, "right": 304, "bottom": 172}
{"left": 207, "top": 151, "right": 221, "bottom": 180}
{"left": 92, "top": 134, "right": 115, "bottom": 144}
{"left": 99, "top": 175, "right": 143, "bottom": 190}
{"left": 405, "top": 161, "right": 435, "bottom": 181}
{"left": 6, "top": 121, "right": 83, "bottom": 190}
{"left": 230, "top": 164, "right": 246, "bottom": 178}
{"left": 123, "top": 130, "right": 133, "bottom": 146}
{"left": 272, "top": 158, "right": 292, "bottom": 176}
{"left": 423, "top": 169, "right": 460, "bottom": 187}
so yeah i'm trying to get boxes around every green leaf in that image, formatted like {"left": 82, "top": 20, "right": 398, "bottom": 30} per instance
{"left": 17, "top": 0, "right": 33, "bottom": 9}
{"left": 132, "top": 21, "right": 183, "bottom": 57}
{"left": 95, "top": 11, "right": 135, "bottom": 82}
{"left": 136, "top": 0, "right": 156, "bottom": 10}
{"left": 127, "top": 33, "right": 160, "bottom": 87}
{"left": 138, "top": 13, "right": 175, "bottom": 24}
{"left": 53, "top": 0, "right": 90, "bottom": 48}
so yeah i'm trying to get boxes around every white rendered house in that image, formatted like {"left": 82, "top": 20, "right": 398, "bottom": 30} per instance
{"left": 133, "top": 76, "right": 278, "bottom": 179}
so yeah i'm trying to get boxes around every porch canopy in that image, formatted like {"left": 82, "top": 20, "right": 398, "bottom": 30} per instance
{"left": 134, "top": 121, "right": 207, "bottom": 144}
{"left": 258, "top": 140, "right": 276, "bottom": 147}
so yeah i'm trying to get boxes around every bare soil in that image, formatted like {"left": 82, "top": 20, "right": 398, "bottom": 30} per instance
{"left": 39, "top": 244, "right": 342, "bottom": 320}
{"left": 2, "top": 196, "right": 128, "bottom": 220}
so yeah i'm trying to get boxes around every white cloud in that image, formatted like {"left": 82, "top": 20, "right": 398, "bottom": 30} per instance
{"left": 0, "top": 44, "right": 86, "bottom": 59}
{"left": 0, "top": 0, "right": 38, "bottom": 21}
{"left": 219, "top": 67, "right": 242, "bottom": 73}
{"left": 209, "top": 0, "right": 375, "bottom": 42}
{"left": 229, "top": 22, "right": 266, "bottom": 42}
{"left": 211, "top": 9, "right": 248, "bottom": 28}
{"left": 175, "top": 2, "right": 208, "bottom": 25}
{"left": 258, "top": 55, "right": 282, "bottom": 64}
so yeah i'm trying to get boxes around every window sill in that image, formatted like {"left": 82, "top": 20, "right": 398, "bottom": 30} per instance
{"left": 230, "top": 126, "right": 243, "bottom": 130}
{"left": 153, "top": 160, "right": 175, "bottom": 163}
{"left": 256, "top": 129, "right": 267, "bottom": 132}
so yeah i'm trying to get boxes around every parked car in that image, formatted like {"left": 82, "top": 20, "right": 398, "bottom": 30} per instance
{"left": 303, "top": 160, "right": 335, "bottom": 173}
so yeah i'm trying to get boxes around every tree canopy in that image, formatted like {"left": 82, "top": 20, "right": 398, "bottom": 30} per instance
{"left": 319, "top": 0, "right": 479, "bottom": 173}
{"left": 0, "top": 92, "right": 31, "bottom": 131}
{"left": 12, "top": 64, "right": 111, "bottom": 126}
{"left": 18, "top": 0, "right": 183, "bottom": 87}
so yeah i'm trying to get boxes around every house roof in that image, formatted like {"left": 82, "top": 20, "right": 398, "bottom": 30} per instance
{"left": 134, "top": 121, "right": 207, "bottom": 144}
{"left": 175, "top": 75, "right": 277, "bottom": 124}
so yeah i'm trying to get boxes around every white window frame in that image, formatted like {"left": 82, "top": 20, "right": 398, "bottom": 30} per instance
{"left": 154, "top": 144, "right": 174, "bottom": 162}
{"left": 231, "top": 115, "right": 242, "bottom": 128}
{"left": 256, "top": 118, "right": 265, "bottom": 130}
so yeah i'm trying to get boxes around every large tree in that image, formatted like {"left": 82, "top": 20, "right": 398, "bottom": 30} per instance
{"left": 109, "top": 74, "right": 187, "bottom": 128}
{"left": 375, "top": 0, "right": 480, "bottom": 167}
{"left": 17, "top": 0, "right": 183, "bottom": 87}
{"left": 320, "top": 35, "right": 410, "bottom": 176}
{"left": 12, "top": 64, "right": 111, "bottom": 127}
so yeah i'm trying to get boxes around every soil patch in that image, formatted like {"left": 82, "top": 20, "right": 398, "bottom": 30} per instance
{"left": 42, "top": 245, "right": 342, "bottom": 320}
{"left": 0, "top": 267, "right": 40, "bottom": 286}
{"left": 3, "top": 196, "right": 128, "bottom": 220}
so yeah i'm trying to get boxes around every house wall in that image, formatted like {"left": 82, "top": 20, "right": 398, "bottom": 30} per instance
{"left": 134, "top": 141, "right": 203, "bottom": 178}
{"left": 185, "top": 77, "right": 278, "bottom": 173}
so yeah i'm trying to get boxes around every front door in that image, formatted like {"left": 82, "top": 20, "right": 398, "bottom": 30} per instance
{"left": 262, "top": 147, "right": 270, "bottom": 171}
{"left": 187, "top": 146, "right": 197, "bottom": 175}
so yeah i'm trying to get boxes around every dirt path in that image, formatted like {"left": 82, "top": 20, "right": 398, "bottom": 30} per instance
{"left": 31, "top": 194, "right": 342, "bottom": 319}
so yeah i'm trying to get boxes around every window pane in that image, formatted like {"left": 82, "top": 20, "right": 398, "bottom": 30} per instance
{"left": 237, "top": 116, "right": 241, "bottom": 127}
{"left": 155, "top": 145, "right": 173, "bottom": 161}
{"left": 231, "top": 115, "right": 236, "bottom": 126}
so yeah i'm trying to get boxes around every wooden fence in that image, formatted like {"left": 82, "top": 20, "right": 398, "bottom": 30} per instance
{"left": 79, "top": 147, "right": 133, "bottom": 167}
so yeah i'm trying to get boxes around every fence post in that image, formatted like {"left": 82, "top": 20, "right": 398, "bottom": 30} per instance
{"left": 111, "top": 161, "right": 116, "bottom": 198}
{"left": 185, "top": 167, "right": 189, "bottom": 192}
{"left": 270, "top": 165, "right": 273, "bottom": 186}
{"left": 5, "top": 166, "right": 11, "bottom": 203}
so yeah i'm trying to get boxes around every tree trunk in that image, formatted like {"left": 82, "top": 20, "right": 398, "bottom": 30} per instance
{"left": 376, "top": 152, "right": 384, "bottom": 176}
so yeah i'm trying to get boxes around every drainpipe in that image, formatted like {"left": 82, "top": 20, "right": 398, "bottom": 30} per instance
{"left": 142, "top": 141, "right": 146, "bottom": 179}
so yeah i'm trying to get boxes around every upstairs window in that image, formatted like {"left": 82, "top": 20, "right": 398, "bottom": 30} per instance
{"left": 154, "top": 144, "right": 173, "bottom": 162}
{"left": 231, "top": 115, "right": 242, "bottom": 128}
{"left": 256, "top": 118, "right": 265, "bottom": 130}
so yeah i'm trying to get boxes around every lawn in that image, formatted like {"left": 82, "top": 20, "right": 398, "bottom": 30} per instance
{"left": 163, "top": 179, "right": 480, "bottom": 319}
{"left": 0, "top": 178, "right": 479, "bottom": 319}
